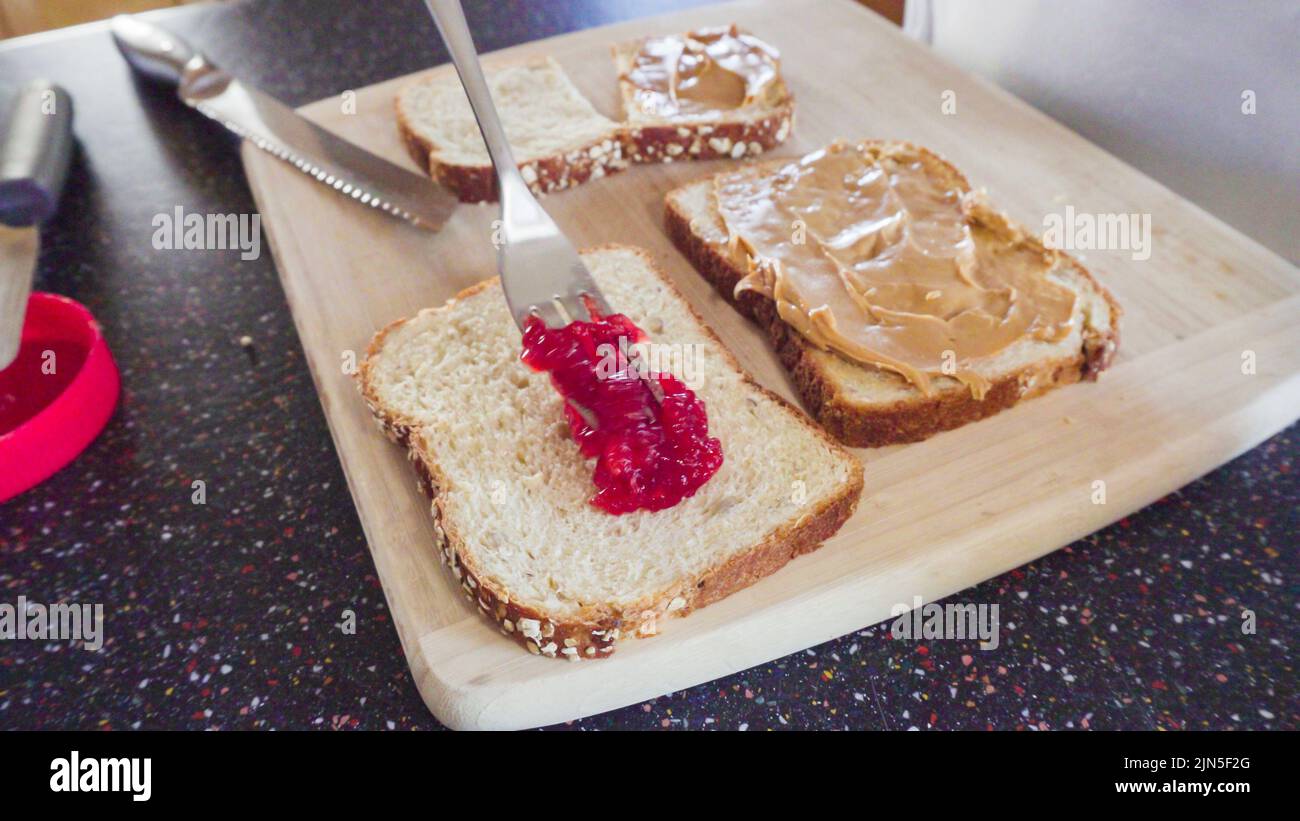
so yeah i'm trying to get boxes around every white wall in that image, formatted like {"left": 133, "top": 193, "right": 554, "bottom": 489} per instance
{"left": 904, "top": 0, "right": 1299, "bottom": 262}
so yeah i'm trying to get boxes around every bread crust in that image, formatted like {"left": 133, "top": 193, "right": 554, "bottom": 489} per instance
{"left": 357, "top": 245, "right": 863, "bottom": 659}
{"left": 396, "top": 95, "right": 794, "bottom": 204}
{"left": 618, "top": 104, "right": 795, "bottom": 165}
{"left": 664, "top": 143, "right": 1123, "bottom": 448}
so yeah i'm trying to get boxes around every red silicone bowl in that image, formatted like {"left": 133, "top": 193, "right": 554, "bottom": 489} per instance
{"left": 0, "top": 292, "right": 119, "bottom": 502}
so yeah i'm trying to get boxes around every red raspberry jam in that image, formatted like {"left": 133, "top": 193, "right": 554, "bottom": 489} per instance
{"left": 520, "top": 310, "right": 723, "bottom": 514}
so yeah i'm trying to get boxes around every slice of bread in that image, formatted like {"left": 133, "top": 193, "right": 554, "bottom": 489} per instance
{"left": 611, "top": 32, "right": 794, "bottom": 165}
{"left": 397, "top": 29, "right": 797, "bottom": 202}
{"left": 396, "top": 56, "right": 627, "bottom": 203}
{"left": 665, "top": 141, "right": 1122, "bottom": 448}
{"left": 358, "top": 245, "right": 863, "bottom": 659}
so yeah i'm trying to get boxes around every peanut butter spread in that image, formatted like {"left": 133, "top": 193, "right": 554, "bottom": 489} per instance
{"left": 623, "top": 26, "right": 782, "bottom": 119}
{"left": 714, "top": 141, "right": 1079, "bottom": 398}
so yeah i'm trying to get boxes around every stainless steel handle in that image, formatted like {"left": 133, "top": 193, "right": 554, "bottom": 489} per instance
{"left": 0, "top": 80, "right": 74, "bottom": 228}
{"left": 422, "top": 0, "right": 529, "bottom": 202}
{"left": 0, "top": 79, "right": 74, "bottom": 367}
{"left": 110, "top": 14, "right": 207, "bottom": 86}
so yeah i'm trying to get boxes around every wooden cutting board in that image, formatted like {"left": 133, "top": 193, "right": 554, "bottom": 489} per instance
{"left": 240, "top": 0, "right": 1300, "bottom": 729}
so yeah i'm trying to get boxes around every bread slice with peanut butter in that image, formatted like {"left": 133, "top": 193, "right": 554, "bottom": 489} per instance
{"left": 665, "top": 140, "right": 1121, "bottom": 447}
{"left": 612, "top": 25, "right": 795, "bottom": 165}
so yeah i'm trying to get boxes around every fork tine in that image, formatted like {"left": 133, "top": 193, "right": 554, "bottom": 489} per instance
{"left": 556, "top": 292, "right": 595, "bottom": 324}
{"left": 579, "top": 288, "right": 613, "bottom": 320}
{"left": 526, "top": 301, "right": 566, "bottom": 330}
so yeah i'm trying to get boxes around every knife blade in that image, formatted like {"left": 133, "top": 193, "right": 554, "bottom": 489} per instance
{"left": 109, "top": 15, "right": 457, "bottom": 231}
{"left": 0, "top": 80, "right": 74, "bottom": 371}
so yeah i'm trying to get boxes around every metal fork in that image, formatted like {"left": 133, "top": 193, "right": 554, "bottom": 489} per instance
{"left": 423, "top": 0, "right": 613, "bottom": 331}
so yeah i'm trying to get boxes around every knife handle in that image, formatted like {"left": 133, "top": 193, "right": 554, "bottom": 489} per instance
{"left": 110, "top": 15, "right": 204, "bottom": 86}
{"left": 0, "top": 80, "right": 74, "bottom": 228}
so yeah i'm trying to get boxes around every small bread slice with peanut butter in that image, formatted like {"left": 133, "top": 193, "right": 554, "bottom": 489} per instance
{"left": 612, "top": 24, "right": 795, "bottom": 165}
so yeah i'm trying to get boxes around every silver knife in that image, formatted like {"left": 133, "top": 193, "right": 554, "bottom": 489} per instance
{"left": 0, "top": 80, "right": 74, "bottom": 370}
{"left": 109, "top": 15, "right": 456, "bottom": 231}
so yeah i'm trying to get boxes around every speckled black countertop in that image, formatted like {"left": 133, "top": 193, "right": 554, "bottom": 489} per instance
{"left": 0, "top": 0, "right": 1295, "bottom": 731}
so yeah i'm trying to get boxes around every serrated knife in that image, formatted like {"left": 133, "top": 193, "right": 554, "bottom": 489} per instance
{"left": 109, "top": 15, "right": 457, "bottom": 231}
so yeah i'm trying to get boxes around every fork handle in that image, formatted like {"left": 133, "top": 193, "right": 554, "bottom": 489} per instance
{"left": 423, "top": 0, "right": 528, "bottom": 200}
